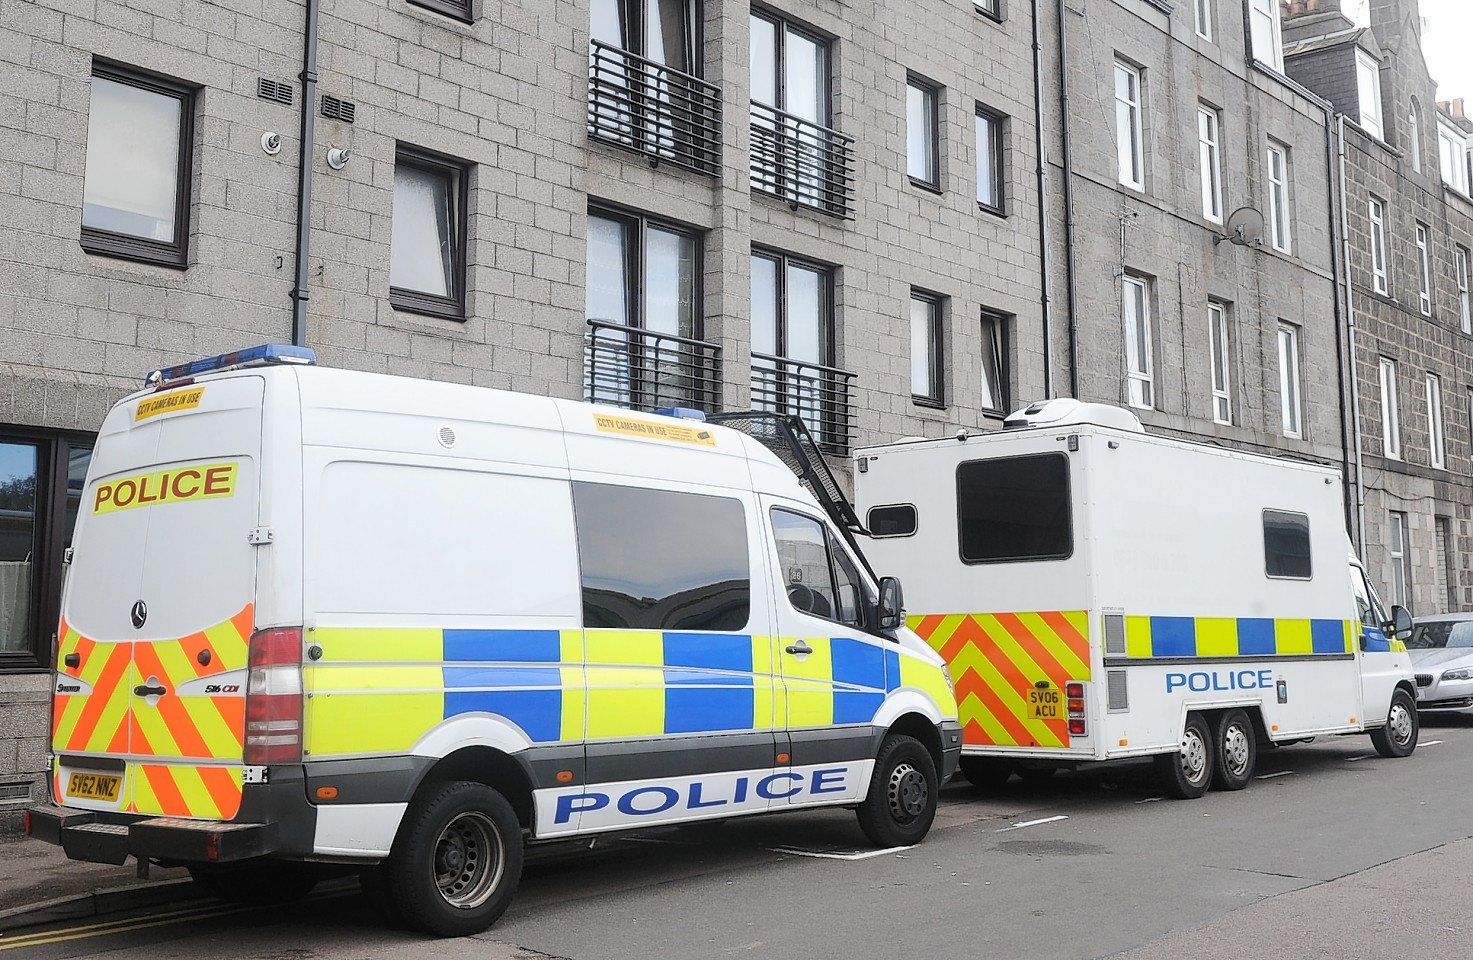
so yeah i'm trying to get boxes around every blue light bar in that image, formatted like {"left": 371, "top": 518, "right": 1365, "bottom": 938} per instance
{"left": 652, "top": 406, "right": 707, "bottom": 421}
{"left": 144, "top": 344, "right": 317, "bottom": 385}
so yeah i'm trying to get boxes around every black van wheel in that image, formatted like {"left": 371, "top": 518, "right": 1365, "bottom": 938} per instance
{"left": 1370, "top": 688, "right": 1419, "bottom": 758}
{"left": 388, "top": 780, "right": 523, "bottom": 937}
{"left": 856, "top": 734, "right": 938, "bottom": 847}
{"left": 1209, "top": 709, "right": 1257, "bottom": 791}
{"left": 189, "top": 861, "right": 320, "bottom": 905}
{"left": 1154, "top": 712, "right": 1214, "bottom": 799}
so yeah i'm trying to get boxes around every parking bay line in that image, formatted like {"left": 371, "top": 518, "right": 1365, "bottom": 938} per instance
{"left": 769, "top": 845, "right": 914, "bottom": 861}
{"left": 995, "top": 815, "right": 1069, "bottom": 833}
{"left": 1345, "top": 754, "right": 1377, "bottom": 762}
{"left": 1419, "top": 740, "right": 1444, "bottom": 746}
{"left": 1256, "top": 771, "right": 1293, "bottom": 780}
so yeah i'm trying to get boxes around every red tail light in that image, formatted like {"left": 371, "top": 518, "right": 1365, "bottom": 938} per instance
{"left": 1066, "top": 682, "right": 1086, "bottom": 736}
{"left": 1068, "top": 718, "right": 1087, "bottom": 736}
{"left": 244, "top": 627, "right": 303, "bottom": 765}
{"left": 1065, "top": 682, "right": 1084, "bottom": 698}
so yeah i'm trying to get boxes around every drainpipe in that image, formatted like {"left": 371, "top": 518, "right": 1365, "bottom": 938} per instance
{"left": 1336, "top": 115, "right": 1368, "bottom": 552}
{"left": 289, "top": 0, "right": 322, "bottom": 347}
{"left": 1030, "top": 0, "right": 1055, "bottom": 399}
{"left": 1055, "top": 0, "right": 1080, "bottom": 397}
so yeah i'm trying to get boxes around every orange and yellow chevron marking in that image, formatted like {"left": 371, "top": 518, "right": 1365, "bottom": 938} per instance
{"left": 129, "top": 763, "right": 243, "bottom": 820}
{"left": 52, "top": 623, "right": 135, "bottom": 755}
{"left": 910, "top": 611, "right": 1090, "bottom": 750}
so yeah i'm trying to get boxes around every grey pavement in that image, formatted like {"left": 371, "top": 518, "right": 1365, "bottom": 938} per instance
{"left": 0, "top": 834, "right": 187, "bottom": 918}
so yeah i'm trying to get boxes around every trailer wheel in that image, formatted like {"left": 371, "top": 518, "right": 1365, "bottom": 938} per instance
{"left": 856, "top": 734, "right": 938, "bottom": 847}
{"left": 388, "top": 780, "right": 523, "bottom": 937}
{"left": 1369, "top": 688, "right": 1419, "bottom": 758}
{"left": 1015, "top": 762, "right": 1057, "bottom": 784}
{"left": 957, "top": 756, "right": 1013, "bottom": 791}
{"left": 1209, "top": 709, "right": 1257, "bottom": 791}
{"left": 1154, "top": 712, "right": 1214, "bottom": 799}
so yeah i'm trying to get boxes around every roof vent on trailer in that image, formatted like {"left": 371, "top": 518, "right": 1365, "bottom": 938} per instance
{"left": 1002, "top": 398, "right": 1145, "bottom": 433}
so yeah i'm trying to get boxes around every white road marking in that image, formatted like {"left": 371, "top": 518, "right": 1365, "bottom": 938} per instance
{"left": 769, "top": 845, "right": 914, "bottom": 861}
{"left": 1419, "top": 739, "right": 1444, "bottom": 746}
{"left": 1345, "top": 754, "right": 1377, "bottom": 762}
{"left": 995, "top": 814, "right": 1069, "bottom": 832}
{"left": 1256, "top": 770, "right": 1293, "bottom": 780}
{"left": 1135, "top": 796, "right": 1164, "bottom": 804}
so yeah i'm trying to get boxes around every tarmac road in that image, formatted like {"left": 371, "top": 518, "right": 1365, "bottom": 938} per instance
{"left": 3, "top": 716, "right": 1470, "bottom": 960}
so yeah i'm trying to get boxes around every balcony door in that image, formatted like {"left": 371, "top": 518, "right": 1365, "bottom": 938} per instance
{"left": 751, "top": 250, "right": 846, "bottom": 450}
{"left": 590, "top": 0, "right": 698, "bottom": 161}
{"left": 750, "top": 13, "right": 834, "bottom": 210}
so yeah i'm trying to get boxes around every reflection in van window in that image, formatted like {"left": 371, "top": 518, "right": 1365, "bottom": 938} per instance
{"left": 573, "top": 482, "right": 750, "bottom": 631}
{"left": 1264, "top": 510, "right": 1312, "bottom": 579}
{"left": 957, "top": 453, "right": 1072, "bottom": 563}
{"left": 867, "top": 504, "right": 917, "bottom": 537}
{"left": 770, "top": 509, "right": 867, "bottom": 629}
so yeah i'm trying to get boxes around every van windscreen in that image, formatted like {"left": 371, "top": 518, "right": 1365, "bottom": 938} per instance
{"left": 957, "top": 453, "right": 1072, "bottom": 564}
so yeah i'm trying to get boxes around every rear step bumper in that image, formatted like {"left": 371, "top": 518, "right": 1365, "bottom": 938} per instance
{"left": 28, "top": 804, "right": 280, "bottom": 865}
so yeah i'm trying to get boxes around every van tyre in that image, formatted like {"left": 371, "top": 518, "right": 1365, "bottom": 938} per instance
{"left": 1209, "top": 709, "right": 1257, "bottom": 791}
{"left": 1155, "top": 713, "right": 1214, "bottom": 799}
{"left": 857, "top": 734, "right": 938, "bottom": 847}
{"left": 957, "top": 756, "right": 1013, "bottom": 791}
{"left": 1370, "top": 688, "right": 1419, "bottom": 758}
{"left": 189, "top": 861, "right": 320, "bottom": 905}
{"left": 388, "top": 780, "right": 523, "bottom": 937}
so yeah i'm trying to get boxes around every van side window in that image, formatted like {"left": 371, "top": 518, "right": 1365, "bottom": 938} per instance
{"left": 1263, "top": 509, "right": 1312, "bottom": 579}
{"left": 770, "top": 509, "right": 867, "bottom": 629}
{"left": 572, "top": 482, "right": 750, "bottom": 631}
{"left": 956, "top": 453, "right": 1072, "bottom": 563}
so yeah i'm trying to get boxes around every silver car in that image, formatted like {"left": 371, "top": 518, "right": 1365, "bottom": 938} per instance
{"left": 1407, "top": 612, "right": 1473, "bottom": 716}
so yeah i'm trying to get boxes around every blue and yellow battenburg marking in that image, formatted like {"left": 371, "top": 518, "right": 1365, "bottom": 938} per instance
{"left": 1123, "top": 617, "right": 1356, "bottom": 658}
{"left": 302, "top": 628, "right": 940, "bottom": 757}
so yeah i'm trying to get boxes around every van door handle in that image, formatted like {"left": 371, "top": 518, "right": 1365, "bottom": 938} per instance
{"left": 133, "top": 684, "right": 167, "bottom": 697}
{"left": 784, "top": 640, "right": 813, "bottom": 656}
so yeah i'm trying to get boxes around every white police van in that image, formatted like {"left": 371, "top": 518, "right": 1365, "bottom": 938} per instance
{"left": 852, "top": 399, "right": 1418, "bottom": 799}
{"left": 29, "top": 345, "right": 961, "bottom": 936}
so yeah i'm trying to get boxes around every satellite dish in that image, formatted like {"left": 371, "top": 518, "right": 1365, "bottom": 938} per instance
{"left": 1216, "top": 207, "right": 1265, "bottom": 247}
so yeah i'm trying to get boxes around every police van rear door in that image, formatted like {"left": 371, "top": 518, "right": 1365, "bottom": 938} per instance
{"left": 52, "top": 375, "right": 263, "bottom": 821}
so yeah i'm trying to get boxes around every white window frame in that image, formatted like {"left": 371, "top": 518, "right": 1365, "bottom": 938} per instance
{"left": 1426, "top": 373, "right": 1446, "bottom": 469}
{"left": 1115, "top": 61, "right": 1145, "bottom": 191}
{"left": 1457, "top": 245, "right": 1471, "bottom": 334}
{"left": 1378, "top": 357, "right": 1401, "bottom": 459}
{"left": 1198, "top": 106, "right": 1223, "bottom": 223}
{"left": 1409, "top": 104, "right": 1422, "bottom": 173}
{"left": 1415, "top": 222, "right": 1433, "bottom": 316}
{"left": 1207, "top": 300, "right": 1231, "bottom": 425}
{"left": 1356, "top": 50, "right": 1384, "bottom": 141}
{"left": 1248, "top": 0, "right": 1284, "bottom": 72}
{"left": 1439, "top": 120, "right": 1470, "bottom": 195}
{"left": 1369, "top": 197, "right": 1388, "bottom": 295}
{"left": 1267, "top": 141, "right": 1291, "bottom": 252}
{"left": 1123, "top": 276, "right": 1154, "bottom": 410}
{"left": 1194, "top": 0, "right": 1212, "bottom": 42}
{"left": 1389, "top": 511, "right": 1409, "bottom": 607}
{"left": 1277, "top": 323, "right": 1302, "bottom": 438}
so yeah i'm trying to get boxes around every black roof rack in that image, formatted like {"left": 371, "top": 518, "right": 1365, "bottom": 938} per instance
{"left": 707, "top": 411, "right": 874, "bottom": 577}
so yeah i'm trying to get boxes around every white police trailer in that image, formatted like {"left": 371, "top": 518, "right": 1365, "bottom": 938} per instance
{"left": 851, "top": 399, "right": 1419, "bottom": 798}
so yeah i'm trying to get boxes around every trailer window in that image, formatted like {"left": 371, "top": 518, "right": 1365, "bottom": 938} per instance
{"left": 957, "top": 453, "right": 1073, "bottom": 563}
{"left": 573, "top": 482, "right": 750, "bottom": 631}
{"left": 1263, "top": 509, "right": 1312, "bottom": 579}
{"left": 866, "top": 504, "right": 917, "bottom": 538}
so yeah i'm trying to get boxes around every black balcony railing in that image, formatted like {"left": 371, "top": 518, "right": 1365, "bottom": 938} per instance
{"left": 588, "top": 40, "right": 722, "bottom": 177}
{"left": 749, "top": 352, "right": 856, "bottom": 455}
{"left": 749, "top": 102, "right": 855, "bottom": 218}
{"left": 585, "top": 319, "right": 723, "bottom": 413}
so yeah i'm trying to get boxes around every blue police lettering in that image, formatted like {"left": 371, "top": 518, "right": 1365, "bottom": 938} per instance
{"left": 810, "top": 768, "right": 847, "bottom": 794}
{"left": 555, "top": 793, "right": 609, "bottom": 823}
{"left": 756, "top": 772, "right": 803, "bottom": 800}
{"left": 551, "top": 766, "right": 857, "bottom": 824}
{"left": 1165, "top": 669, "right": 1274, "bottom": 693}
{"left": 688, "top": 782, "right": 726, "bottom": 809}
{"left": 617, "top": 786, "right": 680, "bottom": 816}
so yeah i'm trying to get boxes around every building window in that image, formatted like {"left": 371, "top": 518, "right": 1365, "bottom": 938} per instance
{"left": 1198, "top": 105, "right": 1223, "bottom": 223}
{"left": 751, "top": 250, "right": 851, "bottom": 452}
{"left": 979, "top": 309, "right": 1010, "bottom": 414}
{"left": 1456, "top": 245, "right": 1471, "bottom": 334}
{"left": 1267, "top": 141, "right": 1292, "bottom": 253}
{"left": 390, "top": 145, "right": 469, "bottom": 320}
{"left": 0, "top": 432, "right": 92, "bottom": 669}
{"left": 1409, "top": 102, "right": 1422, "bottom": 173}
{"left": 1355, "top": 49, "right": 1383, "bottom": 140}
{"left": 976, "top": 106, "right": 1005, "bottom": 213}
{"left": 1415, "top": 222, "right": 1433, "bottom": 316}
{"left": 1369, "top": 197, "right": 1388, "bottom": 295}
{"left": 1207, "top": 301, "right": 1231, "bottom": 424}
{"left": 974, "top": 0, "right": 1001, "bottom": 20}
{"left": 1114, "top": 61, "right": 1144, "bottom": 190}
{"left": 584, "top": 208, "right": 714, "bottom": 411}
{"left": 1248, "top": 0, "right": 1284, "bottom": 72}
{"left": 1438, "top": 119, "right": 1470, "bottom": 195}
{"left": 907, "top": 77, "right": 940, "bottom": 190}
{"left": 1194, "top": 0, "right": 1212, "bottom": 41}
{"left": 1427, "top": 373, "right": 1446, "bottom": 469}
{"left": 1277, "top": 323, "right": 1302, "bottom": 438}
{"left": 910, "top": 291, "right": 944, "bottom": 405}
{"left": 409, "top": 0, "right": 472, "bottom": 23}
{"left": 80, "top": 62, "right": 195, "bottom": 268}
{"left": 1122, "top": 276, "right": 1154, "bottom": 409}
{"left": 1388, "top": 511, "right": 1410, "bottom": 607}
{"left": 1379, "top": 357, "right": 1401, "bottom": 459}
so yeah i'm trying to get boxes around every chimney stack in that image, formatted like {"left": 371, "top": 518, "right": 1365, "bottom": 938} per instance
{"left": 1282, "top": 0, "right": 1342, "bottom": 19}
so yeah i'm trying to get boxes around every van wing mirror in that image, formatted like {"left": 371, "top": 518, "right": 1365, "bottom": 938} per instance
{"left": 1389, "top": 605, "right": 1414, "bottom": 640}
{"left": 877, "top": 577, "right": 904, "bottom": 632}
